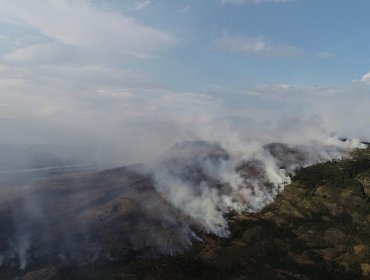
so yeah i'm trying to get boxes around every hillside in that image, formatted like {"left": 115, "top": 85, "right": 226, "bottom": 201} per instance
{"left": 120, "top": 147, "right": 370, "bottom": 279}
{"left": 1, "top": 146, "right": 370, "bottom": 280}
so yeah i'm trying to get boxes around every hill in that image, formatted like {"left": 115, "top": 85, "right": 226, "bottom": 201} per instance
{"left": 1, "top": 145, "right": 369, "bottom": 279}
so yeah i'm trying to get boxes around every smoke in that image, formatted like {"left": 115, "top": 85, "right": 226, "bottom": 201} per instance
{"left": 148, "top": 118, "right": 366, "bottom": 237}
{"left": 0, "top": 115, "right": 366, "bottom": 270}
{"left": 0, "top": 232, "right": 30, "bottom": 270}
{"left": 15, "top": 234, "right": 30, "bottom": 270}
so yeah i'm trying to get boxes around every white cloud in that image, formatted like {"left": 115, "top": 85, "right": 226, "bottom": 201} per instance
{"left": 360, "top": 72, "right": 370, "bottom": 85}
{"left": 212, "top": 33, "right": 303, "bottom": 57}
{"left": 133, "top": 0, "right": 152, "bottom": 11}
{"left": 0, "top": 63, "right": 219, "bottom": 124}
{"left": 3, "top": 43, "right": 70, "bottom": 63}
{"left": 180, "top": 6, "right": 191, "bottom": 14}
{"left": 0, "top": 59, "right": 225, "bottom": 163}
{"left": 0, "top": 0, "right": 175, "bottom": 59}
{"left": 239, "top": 84, "right": 339, "bottom": 104}
{"left": 219, "top": 0, "right": 295, "bottom": 5}
{"left": 316, "top": 51, "right": 335, "bottom": 59}
{"left": 239, "top": 82, "right": 370, "bottom": 140}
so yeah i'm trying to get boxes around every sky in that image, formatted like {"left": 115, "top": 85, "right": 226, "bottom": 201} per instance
{"left": 0, "top": 0, "right": 369, "bottom": 161}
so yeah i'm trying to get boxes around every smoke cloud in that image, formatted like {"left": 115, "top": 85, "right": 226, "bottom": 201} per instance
{"left": 0, "top": 114, "right": 367, "bottom": 271}
{"left": 149, "top": 120, "right": 365, "bottom": 236}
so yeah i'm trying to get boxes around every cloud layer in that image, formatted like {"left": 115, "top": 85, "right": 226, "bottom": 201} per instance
{"left": 0, "top": 0, "right": 175, "bottom": 59}
{"left": 212, "top": 33, "right": 303, "bottom": 57}
{"left": 0, "top": 0, "right": 369, "bottom": 165}
{"left": 360, "top": 72, "right": 370, "bottom": 85}
{"left": 219, "top": 0, "right": 295, "bottom": 5}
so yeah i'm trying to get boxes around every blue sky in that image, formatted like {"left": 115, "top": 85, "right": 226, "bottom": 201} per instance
{"left": 0, "top": 0, "right": 369, "bottom": 152}
{"left": 109, "top": 0, "right": 370, "bottom": 90}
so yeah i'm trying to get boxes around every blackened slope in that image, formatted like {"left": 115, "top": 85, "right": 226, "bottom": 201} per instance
{"left": 0, "top": 166, "right": 192, "bottom": 271}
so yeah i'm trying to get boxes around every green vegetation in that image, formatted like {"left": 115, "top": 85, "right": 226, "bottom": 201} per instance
{"left": 294, "top": 148, "right": 370, "bottom": 190}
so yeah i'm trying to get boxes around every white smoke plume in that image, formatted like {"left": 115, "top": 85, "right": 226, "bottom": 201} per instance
{"left": 0, "top": 115, "right": 366, "bottom": 270}
{"left": 149, "top": 118, "right": 366, "bottom": 237}
{"left": 15, "top": 234, "right": 30, "bottom": 271}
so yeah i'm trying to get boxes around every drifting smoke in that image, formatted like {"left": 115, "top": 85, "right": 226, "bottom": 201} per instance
{"left": 0, "top": 116, "right": 367, "bottom": 270}
{"left": 151, "top": 135, "right": 365, "bottom": 237}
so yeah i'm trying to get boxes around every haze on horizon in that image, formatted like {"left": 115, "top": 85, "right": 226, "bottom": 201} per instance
{"left": 0, "top": 0, "right": 369, "bottom": 164}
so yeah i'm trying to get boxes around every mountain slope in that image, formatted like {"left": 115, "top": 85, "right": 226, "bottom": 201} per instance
{"left": 103, "top": 148, "right": 369, "bottom": 280}
{"left": 2, "top": 146, "right": 370, "bottom": 280}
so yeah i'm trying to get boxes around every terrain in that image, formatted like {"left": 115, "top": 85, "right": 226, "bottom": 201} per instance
{"left": 0, "top": 143, "right": 369, "bottom": 279}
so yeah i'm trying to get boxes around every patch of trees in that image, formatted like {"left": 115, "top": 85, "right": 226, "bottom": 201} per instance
{"left": 294, "top": 157, "right": 370, "bottom": 189}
